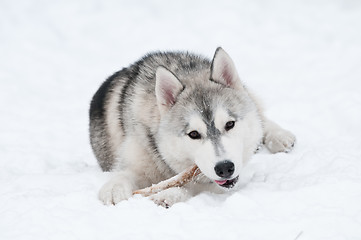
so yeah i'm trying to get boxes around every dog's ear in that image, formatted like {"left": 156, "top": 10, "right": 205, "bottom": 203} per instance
{"left": 155, "top": 66, "right": 184, "bottom": 114}
{"left": 210, "top": 47, "right": 243, "bottom": 90}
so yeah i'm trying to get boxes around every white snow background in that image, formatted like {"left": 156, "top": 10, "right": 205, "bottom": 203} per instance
{"left": 1, "top": 0, "right": 361, "bottom": 239}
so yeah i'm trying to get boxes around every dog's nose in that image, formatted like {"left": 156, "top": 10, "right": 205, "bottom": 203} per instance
{"left": 214, "top": 160, "right": 234, "bottom": 178}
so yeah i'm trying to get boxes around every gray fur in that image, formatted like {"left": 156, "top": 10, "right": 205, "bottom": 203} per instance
{"left": 89, "top": 48, "right": 296, "bottom": 206}
{"left": 90, "top": 52, "right": 212, "bottom": 171}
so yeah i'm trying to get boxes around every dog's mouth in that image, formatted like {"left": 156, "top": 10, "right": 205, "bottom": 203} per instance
{"left": 214, "top": 176, "right": 239, "bottom": 188}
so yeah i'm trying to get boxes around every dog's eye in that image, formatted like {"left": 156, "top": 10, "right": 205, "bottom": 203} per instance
{"left": 225, "top": 121, "right": 235, "bottom": 131}
{"left": 188, "top": 130, "right": 201, "bottom": 140}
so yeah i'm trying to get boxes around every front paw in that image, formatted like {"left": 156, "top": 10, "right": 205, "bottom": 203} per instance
{"left": 149, "top": 187, "right": 190, "bottom": 208}
{"left": 264, "top": 129, "right": 296, "bottom": 153}
{"left": 99, "top": 179, "right": 133, "bottom": 205}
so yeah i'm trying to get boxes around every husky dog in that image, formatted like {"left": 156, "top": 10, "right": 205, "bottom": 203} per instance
{"left": 89, "top": 47, "right": 295, "bottom": 207}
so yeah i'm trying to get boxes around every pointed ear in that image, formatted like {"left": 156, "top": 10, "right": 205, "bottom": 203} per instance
{"left": 210, "top": 47, "right": 243, "bottom": 90}
{"left": 155, "top": 66, "right": 184, "bottom": 114}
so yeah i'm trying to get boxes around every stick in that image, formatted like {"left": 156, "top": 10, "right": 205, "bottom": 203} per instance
{"left": 132, "top": 165, "right": 201, "bottom": 197}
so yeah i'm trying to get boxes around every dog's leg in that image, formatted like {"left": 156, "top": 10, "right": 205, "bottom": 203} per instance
{"left": 149, "top": 187, "right": 192, "bottom": 208}
{"left": 263, "top": 117, "right": 296, "bottom": 153}
{"left": 246, "top": 90, "right": 295, "bottom": 153}
{"left": 149, "top": 181, "right": 224, "bottom": 208}
{"left": 98, "top": 171, "right": 137, "bottom": 205}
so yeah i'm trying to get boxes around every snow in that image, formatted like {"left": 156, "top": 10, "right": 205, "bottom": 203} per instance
{"left": 1, "top": 0, "right": 361, "bottom": 239}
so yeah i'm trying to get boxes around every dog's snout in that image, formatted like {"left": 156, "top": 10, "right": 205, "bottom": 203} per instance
{"left": 214, "top": 160, "right": 234, "bottom": 178}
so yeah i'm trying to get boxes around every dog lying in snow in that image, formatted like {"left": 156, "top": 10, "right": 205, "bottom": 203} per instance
{"left": 89, "top": 47, "right": 296, "bottom": 207}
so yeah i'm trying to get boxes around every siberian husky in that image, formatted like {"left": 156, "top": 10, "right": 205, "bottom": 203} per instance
{"left": 89, "top": 47, "right": 296, "bottom": 207}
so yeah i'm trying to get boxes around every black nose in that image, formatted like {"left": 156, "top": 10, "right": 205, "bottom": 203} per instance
{"left": 214, "top": 160, "right": 235, "bottom": 178}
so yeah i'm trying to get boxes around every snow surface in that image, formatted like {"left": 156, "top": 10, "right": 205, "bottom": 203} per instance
{"left": 1, "top": 0, "right": 361, "bottom": 239}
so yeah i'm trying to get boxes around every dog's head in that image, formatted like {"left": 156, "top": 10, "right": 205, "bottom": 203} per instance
{"left": 155, "top": 48, "right": 263, "bottom": 189}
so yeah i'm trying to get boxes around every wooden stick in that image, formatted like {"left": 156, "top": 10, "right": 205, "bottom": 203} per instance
{"left": 132, "top": 164, "right": 201, "bottom": 197}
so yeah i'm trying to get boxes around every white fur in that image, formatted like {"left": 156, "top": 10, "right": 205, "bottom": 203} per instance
{"left": 96, "top": 48, "right": 296, "bottom": 207}
{"left": 105, "top": 84, "right": 124, "bottom": 152}
{"left": 214, "top": 107, "right": 233, "bottom": 131}
{"left": 99, "top": 171, "right": 135, "bottom": 205}
{"left": 263, "top": 118, "right": 296, "bottom": 153}
{"left": 193, "top": 140, "right": 219, "bottom": 179}
{"left": 149, "top": 187, "right": 191, "bottom": 208}
{"left": 187, "top": 114, "right": 207, "bottom": 136}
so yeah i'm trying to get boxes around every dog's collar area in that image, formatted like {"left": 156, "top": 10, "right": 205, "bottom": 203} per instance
{"left": 215, "top": 175, "right": 239, "bottom": 188}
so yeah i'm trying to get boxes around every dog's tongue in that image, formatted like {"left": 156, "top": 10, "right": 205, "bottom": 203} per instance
{"left": 215, "top": 180, "right": 227, "bottom": 185}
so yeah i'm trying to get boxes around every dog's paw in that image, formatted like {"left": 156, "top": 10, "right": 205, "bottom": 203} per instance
{"left": 149, "top": 187, "right": 190, "bottom": 208}
{"left": 98, "top": 178, "right": 133, "bottom": 205}
{"left": 264, "top": 128, "right": 296, "bottom": 153}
